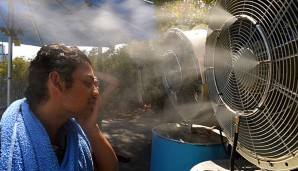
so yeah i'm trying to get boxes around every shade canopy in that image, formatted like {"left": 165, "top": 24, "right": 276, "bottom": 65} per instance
{"left": 0, "top": 0, "right": 157, "bottom": 47}
{"left": 0, "top": 0, "right": 157, "bottom": 106}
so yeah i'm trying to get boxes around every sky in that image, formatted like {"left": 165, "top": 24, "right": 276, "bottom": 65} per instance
{"left": 1, "top": 42, "right": 97, "bottom": 60}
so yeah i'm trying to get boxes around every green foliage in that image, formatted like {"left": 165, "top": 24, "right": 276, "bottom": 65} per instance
{"left": 0, "top": 57, "right": 30, "bottom": 107}
{"left": 0, "top": 60, "right": 8, "bottom": 106}
{"left": 0, "top": 60, "right": 7, "bottom": 77}
{"left": 11, "top": 57, "right": 30, "bottom": 100}
{"left": 127, "top": 41, "right": 167, "bottom": 107}
{"left": 155, "top": 0, "right": 215, "bottom": 33}
{"left": 85, "top": 42, "right": 167, "bottom": 109}
{"left": 84, "top": 47, "right": 100, "bottom": 70}
{"left": 102, "top": 46, "right": 137, "bottom": 80}
{"left": 86, "top": 46, "right": 137, "bottom": 79}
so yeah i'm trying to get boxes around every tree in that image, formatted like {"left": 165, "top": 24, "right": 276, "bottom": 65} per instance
{"left": 154, "top": 0, "right": 215, "bottom": 33}
{"left": 0, "top": 57, "right": 30, "bottom": 107}
{"left": 11, "top": 57, "right": 30, "bottom": 101}
{"left": 86, "top": 45, "right": 140, "bottom": 109}
{"left": 126, "top": 40, "right": 167, "bottom": 109}
{"left": 0, "top": 59, "right": 8, "bottom": 107}
{"left": 84, "top": 47, "right": 100, "bottom": 70}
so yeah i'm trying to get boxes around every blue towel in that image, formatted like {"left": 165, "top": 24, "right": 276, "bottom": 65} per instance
{"left": 0, "top": 98, "right": 93, "bottom": 170}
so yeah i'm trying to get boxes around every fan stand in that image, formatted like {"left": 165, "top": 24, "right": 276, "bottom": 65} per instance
{"left": 190, "top": 159, "right": 263, "bottom": 171}
{"left": 191, "top": 115, "right": 262, "bottom": 171}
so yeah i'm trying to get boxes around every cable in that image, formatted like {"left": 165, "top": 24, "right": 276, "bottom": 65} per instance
{"left": 219, "top": 128, "right": 229, "bottom": 157}
{"left": 230, "top": 115, "right": 241, "bottom": 171}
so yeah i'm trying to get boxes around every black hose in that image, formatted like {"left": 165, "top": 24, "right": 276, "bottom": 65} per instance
{"left": 230, "top": 115, "right": 241, "bottom": 171}
{"left": 230, "top": 132, "right": 238, "bottom": 171}
{"left": 219, "top": 128, "right": 229, "bottom": 157}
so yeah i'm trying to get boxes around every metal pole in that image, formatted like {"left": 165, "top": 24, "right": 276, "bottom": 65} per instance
{"left": 7, "top": 0, "right": 14, "bottom": 106}
{"left": 7, "top": 36, "right": 12, "bottom": 106}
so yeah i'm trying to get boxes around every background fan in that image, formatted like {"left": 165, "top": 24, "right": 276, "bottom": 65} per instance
{"left": 161, "top": 26, "right": 218, "bottom": 127}
{"left": 205, "top": 0, "right": 298, "bottom": 170}
{"left": 150, "top": 26, "right": 228, "bottom": 171}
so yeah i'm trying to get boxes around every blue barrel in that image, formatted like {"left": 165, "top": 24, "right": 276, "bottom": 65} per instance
{"left": 150, "top": 123, "right": 228, "bottom": 171}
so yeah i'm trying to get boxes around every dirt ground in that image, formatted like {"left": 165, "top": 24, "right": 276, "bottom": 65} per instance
{"left": 101, "top": 103, "right": 179, "bottom": 171}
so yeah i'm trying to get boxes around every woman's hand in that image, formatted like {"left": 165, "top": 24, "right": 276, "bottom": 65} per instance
{"left": 76, "top": 94, "right": 100, "bottom": 132}
{"left": 75, "top": 90, "right": 118, "bottom": 171}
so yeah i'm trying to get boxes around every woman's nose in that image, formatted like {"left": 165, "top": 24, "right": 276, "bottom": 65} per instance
{"left": 92, "top": 85, "right": 100, "bottom": 95}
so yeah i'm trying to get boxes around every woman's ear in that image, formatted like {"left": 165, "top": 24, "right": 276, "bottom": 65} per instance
{"left": 48, "top": 71, "right": 65, "bottom": 92}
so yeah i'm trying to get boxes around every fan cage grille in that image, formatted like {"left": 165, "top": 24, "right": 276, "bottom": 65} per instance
{"left": 206, "top": 0, "right": 298, "bottom": 169}
{"left": 162, "top": 29, "right": 203, "bottom": 123}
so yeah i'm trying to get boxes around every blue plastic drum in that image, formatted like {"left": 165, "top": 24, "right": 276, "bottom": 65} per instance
{"left": 150, "top": 123, "right": 227, "bottom": 171}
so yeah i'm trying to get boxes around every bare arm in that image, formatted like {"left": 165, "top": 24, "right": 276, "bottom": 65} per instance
{"left": 85, "top": 125, "right": 119, "bottom": 171}
{"left": 94, "top": 71, "right": 120, "bottom": 109}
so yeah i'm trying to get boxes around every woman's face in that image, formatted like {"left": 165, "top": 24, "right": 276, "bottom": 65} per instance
{"left": 62, "top": 63, "right": 99, "bottom": 117}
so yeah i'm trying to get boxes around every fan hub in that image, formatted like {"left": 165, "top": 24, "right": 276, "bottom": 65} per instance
{"left": 212, "top": 15, "right": 273, "bottom": 114}
{"left": 232, "top": 47, "right": 259, "bottom": 90}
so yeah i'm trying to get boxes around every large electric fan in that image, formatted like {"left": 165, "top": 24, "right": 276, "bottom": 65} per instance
{"left": 161, "top": 26, "right": 219, "bottom": 127}
{"left": 205, "top": 0, "right": 298, "bottom": 170}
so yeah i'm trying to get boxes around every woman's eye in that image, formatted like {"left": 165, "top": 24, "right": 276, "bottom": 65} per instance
{"left": 84, "top": 81, "right": 93, "bottom": 87}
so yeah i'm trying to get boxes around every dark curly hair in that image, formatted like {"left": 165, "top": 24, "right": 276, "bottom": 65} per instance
{"left": 24, "top": 43, "right": 91, "bottom": 112}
